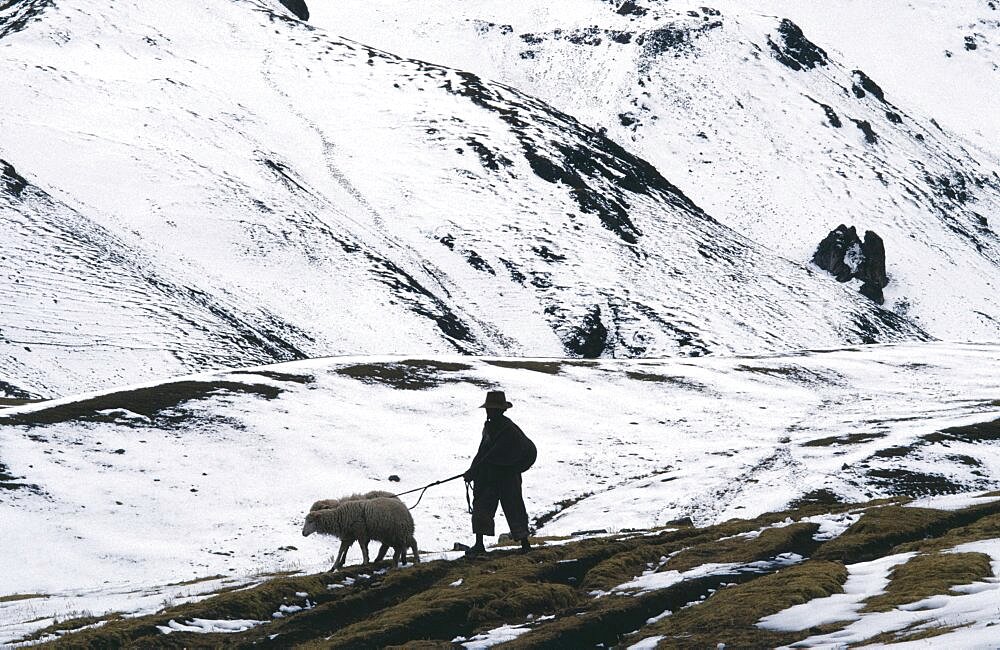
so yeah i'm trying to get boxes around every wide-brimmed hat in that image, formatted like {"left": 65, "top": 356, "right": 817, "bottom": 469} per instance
{"left": 479, "top": 390, "right": 513, "bottom": 409}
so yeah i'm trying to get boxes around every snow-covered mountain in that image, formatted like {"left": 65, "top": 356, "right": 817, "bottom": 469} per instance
{"left": 0, "top": 0, "right": 949, "bottom": 398}
{"left": 311, "top": 0, "right": 1000, "bottom": 339}
{"left": 2, "top": 343, "right": 1000, "bottom": 639}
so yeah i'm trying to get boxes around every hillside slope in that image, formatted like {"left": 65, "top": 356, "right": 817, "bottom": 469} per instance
{"left": 1, "top": 343, "right": 999, "bottom": 640}
{"left": 311, "top": 0, "right": 1000, "bottom": 341}
{"left": 9, "top": 496, "right": 1000, "bottom": 647}
{"left": 0, "top": 0, "right": 929, "bottom": 397}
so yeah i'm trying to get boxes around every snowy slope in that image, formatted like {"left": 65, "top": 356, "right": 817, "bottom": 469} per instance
{"left": 0, "top": 161, "right": 310, "bottom": 398}
{"left": 763, "top": 0, "right": 1000, "bottom": 158}
{"left": 2, "top": 343, "right": 1000, "bottom": 638}
{"left": 0, "top": 0, "right": 932, "bottom": 397}
{"left": 309, "top": 0, "right": 1000, "bottom": 340}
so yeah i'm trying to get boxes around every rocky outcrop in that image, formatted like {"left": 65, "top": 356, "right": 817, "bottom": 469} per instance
{"left": 813, "top": 225, "right": 889, "bottom": 304}
{"left": 1, "top": 160, "right": 28, "bottom": 197}
{"left": 567, "top": 306, "right": 608, "bottom": 358}
{"left": 278, "top": 0, "right": 308, "bottom": 21}
{"left": 768, "top": 19, "right": 828, "bottom": 71}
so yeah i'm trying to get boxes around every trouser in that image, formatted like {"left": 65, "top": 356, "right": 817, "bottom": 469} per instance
{"left": 471, "top": 473, "right": 529, "bottom": 540}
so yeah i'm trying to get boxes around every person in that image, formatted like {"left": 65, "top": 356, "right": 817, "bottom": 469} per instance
{"left": 463, "top": 390, "right": 536, "bottom": 556}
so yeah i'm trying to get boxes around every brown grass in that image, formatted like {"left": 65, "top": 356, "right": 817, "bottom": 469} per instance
{"left": 634, "top": 560, "right": 849, "bottom": 648}
{"left": 863, "top": 552, "right": 993, "bottom": 612}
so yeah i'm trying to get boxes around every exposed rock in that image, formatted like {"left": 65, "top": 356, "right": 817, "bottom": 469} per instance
{"left": 850, "top": 118, "right": 879, "bottom": 144}
{"left": 813, "top": 225, "right": 889, "bottom": 304}
{"left": 564, "top": 306, "right": 608, "bottom": 358}
{"left": 278, "top": 0, "right": 308, "bottom": 21}
{"left": 1, "top": 160, "right": 28, "bottom": 198}
{"left": 857, "top": 231, "right": 888, "bottom": 304}
{"left": 0, "top": 379, "right": 36, "bottom": 400}
{"left": 851, "top": 70, "right": 886, "bottom": 102}
{"left": 813, "top": 225, "right": 859, "bottom": 282}
{"left": 0, "top": 0, "right": 52, "bottom": 40}
{"left": 616, "top": 1, "right": 648, "bottom": 17}
{"left": 768, "top": 19, "right": 828, "bottom": 71}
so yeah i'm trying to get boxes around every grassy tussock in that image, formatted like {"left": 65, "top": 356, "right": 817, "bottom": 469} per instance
{"left": 813, "top": 506, "right": 953, "bottom": 563}
{"left": 35, "top": 568, "right": 400, "bottom": 647}
{"left": 863, "top": 623, "right": 963, "bottom": 644}
{"left": 863, "top": 552, "right": 993, "bottom": 612}
{"left": 666, "top": 522, "right": 819, "bottom": 571}
{"left": 315, "top": 548, "right": 582, "bottom": 648}
{"left": 581, "top": 523, "right": 754, "bottom": 591}
{"left": 898, "top": 512, "right": 1000, "bottom": 554}
{"left": 469, "top": 583, "right": 579, "bottom": 622}
{"left": 583, "top": 514, "right": 829, "bottom": 591}
{"left": 18, "top": 613, "right": 125, "bottom": 644}
{"left": 494, "top": 535, "right": 571, "bottom": 547}
{"left": 635, "top": 560, "right": 849, "bottom": 648}
{"left": 0, "top": 593, "right": 46, "bottom": 603}
{"left": 335, "top": 361, "right": 477, "bottom": 390}
{"left": 483, "top": 359, "right": 563, "bottom": 374}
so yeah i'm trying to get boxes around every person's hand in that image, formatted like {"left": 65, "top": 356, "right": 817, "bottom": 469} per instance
{"left": 463, "top": 470, "right": 473, "bottom": 483}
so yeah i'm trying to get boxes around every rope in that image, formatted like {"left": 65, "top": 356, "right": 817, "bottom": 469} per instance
{"left": 392, "top": 472, "right": 466, "bottom": 509}
{"left": 391, "top": 424, "right": 506, "bottom": 510}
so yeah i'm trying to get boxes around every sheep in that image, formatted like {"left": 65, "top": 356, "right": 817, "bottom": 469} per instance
{"left": 308, "top": 490, "right": 395, "bottom": 514}
{"left": 307, "top": 490, "right": 399, "bottom": 564}
{"left": 303, "top": 494, "right": 419, "bottom": 569}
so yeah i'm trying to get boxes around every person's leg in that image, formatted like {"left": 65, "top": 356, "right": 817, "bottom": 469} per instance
{"left": 498, "top": 473, "right": 530, "bottom": 545}
{"left": 470, "top": 480, "right": 500, "bottom": 553}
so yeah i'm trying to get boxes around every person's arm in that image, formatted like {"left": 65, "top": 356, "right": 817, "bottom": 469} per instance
{"left": 464, "top": 432, "right": 492, "bottom": 481}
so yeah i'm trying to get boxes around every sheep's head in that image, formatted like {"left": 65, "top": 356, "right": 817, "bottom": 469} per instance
{"left": 310, "top": 498, "right": 341, "bottom": 512}
{"left": 302, "top": 511, "right": 321, "bottom": 536}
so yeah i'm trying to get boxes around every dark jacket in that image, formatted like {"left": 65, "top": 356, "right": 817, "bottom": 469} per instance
{"left": 465, "top": 415, "right": 536, "bottom": 483}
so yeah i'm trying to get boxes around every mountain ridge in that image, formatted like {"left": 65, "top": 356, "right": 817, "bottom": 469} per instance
{"left": 1, "top": 0, "right": 930, "bottom": 397}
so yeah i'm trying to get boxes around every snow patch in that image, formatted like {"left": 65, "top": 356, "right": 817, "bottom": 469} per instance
{"left": 157, "top": 618, "right": 265, "bottom": 634}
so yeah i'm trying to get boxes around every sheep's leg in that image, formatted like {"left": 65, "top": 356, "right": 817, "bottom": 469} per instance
{"left": 392, "top": 547, "right": 402, "bottom": 568}
{"left": 360, "top": 537, "right": 371, "bottom": 565}
{"left": 333, "top": 538, "right": 352, "bottom": 569}
{"left": 410, "top": 537, "right": 420, "bottom": 564}
{"left": 373, "top": 543, "right": 390, "bottom": 563}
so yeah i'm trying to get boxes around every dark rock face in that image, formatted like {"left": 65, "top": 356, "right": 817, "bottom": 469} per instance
{"left": 444, "top": 68, "right": 712, "bottom": 246}
{"left": 851, "top": 70, "right": 886, "bottom": 102}
{"left": 813, "top": 225, "right": 858, "bottom": 282}
{"left": 0, "top": 379, "right": 36, "bottom": 400}
{"left": 278, "top": 0, "right": 308, "bottom": 21}
{"left": 617, "top": 1, "right": 648, "bottom": 17}
{"left": 1, "top": 160, "right": 28, "bottom": 197}
{"left": 564, "top": 306, "right": 608, "bottom": 358}
{"left": 812, "top": 225, "right": 889, "bottom": 304}
{"left": 0, "top": 0, "right": 52, "bottom": 40}
{"left": 850, "top": 118, "right": 879, "bottom": 144}
{"left": 768, "top": 19, "right": 828, "bottom": 71}
{"left": 820, "top": 103, "right": 842, "bottom": 128}
{"left": 857, "top": 231, "right": 888, "bottom": 303}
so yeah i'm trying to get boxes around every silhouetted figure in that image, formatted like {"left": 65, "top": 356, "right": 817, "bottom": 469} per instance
{"left": 463, "top": 390, "right": 536, "bottom": 556}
